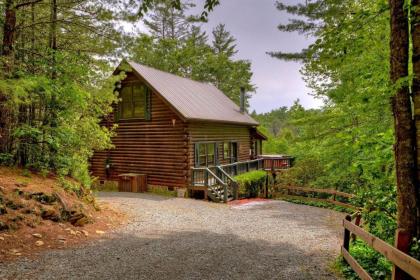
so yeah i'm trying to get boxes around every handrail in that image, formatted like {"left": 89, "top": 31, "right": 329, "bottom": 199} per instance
{"left": 342, "top": 215, "right": 420, "bottom": 280}
{"left": 218, "top": 159, "right": 261, "bottom": 168}
{"left": 216, "top": 166, "right": 236, "bottom": 182}
{"left": 206, "top": 168, "right": 227, "bottom": 187}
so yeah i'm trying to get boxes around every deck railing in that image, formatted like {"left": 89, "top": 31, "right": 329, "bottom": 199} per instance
{"left": 219, "top": 159, "right": 264, "bottom": 177}
{"left": 258, "top": 155, "right": 293, "bottom": 170}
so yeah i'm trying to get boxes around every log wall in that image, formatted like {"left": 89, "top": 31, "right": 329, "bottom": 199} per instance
{"left": 90, "top": 74, "right": 188, "bottom": 187}
{"left": 91, "top": 73, "right": 257, "bottom": 189}
{"left": 187, "top": 122, "right": 254, "bottom": 183}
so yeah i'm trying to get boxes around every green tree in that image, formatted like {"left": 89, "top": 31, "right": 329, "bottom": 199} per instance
{"left": 211, "top": 23, "right": 237, "bottom": 57}
{"left": 129, "top": 32, "right": 254, "bottom": 105}
{"left": 143, "top": 0, "right": 194, "bottom": 40}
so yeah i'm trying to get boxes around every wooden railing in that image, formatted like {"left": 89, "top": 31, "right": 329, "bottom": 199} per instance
{"left": 219, "top": 159, "right": 264, "bottom": 177}
{"left": 258, "top": 155, "right": 293, "bottom": 170}
{"left": 275, "top": 185, "right": 358, "bottom": 210}
{"left": 191, "top": 166, "right": 236, "bottom": 202}
{"left": 342, "top": 215, "right": 420, "bottom": 280}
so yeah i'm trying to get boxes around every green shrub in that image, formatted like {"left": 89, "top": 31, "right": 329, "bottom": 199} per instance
{"left": 234, "top": 170, "right": 267, "bottom": 198}
{"left": 337, "top": 240, "right": 392, "bottom": 280}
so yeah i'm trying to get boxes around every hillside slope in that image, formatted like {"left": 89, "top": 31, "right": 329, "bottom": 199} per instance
{"left": 0, "top": 167, "right": 124, "bottom": 260}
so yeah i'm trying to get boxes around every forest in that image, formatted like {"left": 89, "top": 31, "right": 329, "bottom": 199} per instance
{"left": 1, "top": 0, "right": 420, "bottom": 279}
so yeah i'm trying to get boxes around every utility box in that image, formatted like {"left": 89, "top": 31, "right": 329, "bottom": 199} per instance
{"left": 117, "top": 173, "right": 147, "bottom": 193}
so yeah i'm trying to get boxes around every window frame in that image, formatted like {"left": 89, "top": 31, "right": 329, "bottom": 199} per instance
{"left": 117, "top": 82, "right": 151, "bottom": 121}
{"left": 222, "top": 141, "right": 238, "bottom": 163}
{"left": 195, "top": 142, "right": 218, "bottom": 167}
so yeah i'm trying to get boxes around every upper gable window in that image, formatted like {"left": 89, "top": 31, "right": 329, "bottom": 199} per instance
{"left": 118, "top": 83, "right": 150, "bottom": 120}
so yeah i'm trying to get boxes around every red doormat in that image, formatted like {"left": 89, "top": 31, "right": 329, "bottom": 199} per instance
{"left": 228, "top": 198, "right": 270, "bottom": 206}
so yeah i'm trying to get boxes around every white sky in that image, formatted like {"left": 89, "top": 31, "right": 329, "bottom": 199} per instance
{"left": 134, "top": 0, "right": 324, "bottom": 113}
{"left": 194, "top": 0, "right": 324, "bottom": 113}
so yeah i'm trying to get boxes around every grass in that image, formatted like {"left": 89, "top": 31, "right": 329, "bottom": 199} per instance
{"left": 147, "top": 187, "right": 177, "bottom": 197}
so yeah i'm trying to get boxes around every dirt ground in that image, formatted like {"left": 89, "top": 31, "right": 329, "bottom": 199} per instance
{"left": 0, "top": 192, "right": 345, "bottom": 280}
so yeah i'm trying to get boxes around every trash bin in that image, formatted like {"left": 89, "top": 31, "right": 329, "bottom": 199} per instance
{"left": 118, "top": 173, "right": 147, "bottom": 192}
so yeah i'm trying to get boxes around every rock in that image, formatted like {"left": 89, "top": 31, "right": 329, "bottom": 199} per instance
{"left": 32, "top": 233, "right": 42, "bottom": 238}
{"left": 0, "top": 221, "right": 9, "bottom": 231}
{"left": 30, "top": 192, "right": 57, "bottom": 205}
{"left": 0, "top": 236, "right": 4, "bottom": 241}
{"left": 57, "top": 235, "right": 66, "bottom": 241}
{"left": 81, "top": 230, "right": 89, "bottom": 237}
{"left": 15, "top": 183, "right": 28, "bottom": 188}
{"left": 41, "top": 208, "right": 60, "bottom": 222}
{"left": 69, "top": 230, "right": 77, "bottom": 235}
{"left": 0, "top": 204, "right": 7, "bottom": 215}
{"left": 5, "top": 200, "right": 24, "bottom": 210}
{"left": 0, "top": 186, "right": 5, "bottom": 193}
{"left": 9, "top": 249, "right": 21, "bottom": 255}
{"left": 95, "top": 230, "right": 105, "bottom": 235}
{"left": 35, "top": 240, "right": 44, "bottom": 246}
{"left": 73, "top": 217, "right": 89, "bottom": 227}
{"left": 68, "top": 211, "right": 88, "bottom": 226}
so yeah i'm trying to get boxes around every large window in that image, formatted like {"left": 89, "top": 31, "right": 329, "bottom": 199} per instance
{"left": 195, "top": 143, "right": 217, "bottom": 167}
{"left": 119, "top": 83, "right": 149, "bottom": 119}
{"left": 253, "top": 140, "right": 262, "bottom": 157}
{"left": 223, "top": 142, "right": 230, "bottom": 159}
{"left": 222, "top": 141, "right": 238, "bottom": 163}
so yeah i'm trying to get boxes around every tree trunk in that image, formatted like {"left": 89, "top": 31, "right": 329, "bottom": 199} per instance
{"left": 413, "top": 0, "right": 420, "bottom": 238}
{"left": 2, "top": 0, "right": 16, "bottom": 73}
{"left": 389, "top": 0, "right": 419, "bottom": 240}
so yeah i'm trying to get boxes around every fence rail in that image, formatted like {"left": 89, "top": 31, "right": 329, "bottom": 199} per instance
{"left": 342, "top": 215, "right": 420, "bottom": 280}
{"left": 274, "top": 185, "right": 358, "bottom": 210}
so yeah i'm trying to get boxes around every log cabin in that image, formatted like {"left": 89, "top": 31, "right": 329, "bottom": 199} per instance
{"left": 90, "top": 61, "right": 290, "bottom": 202}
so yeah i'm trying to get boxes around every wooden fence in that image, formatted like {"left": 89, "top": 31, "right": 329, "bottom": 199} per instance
{"left": 275, "top": 185, "right": 358, "bottom": 210}
{"left": 342, "top": 215, "right": 420, "bottom": 280}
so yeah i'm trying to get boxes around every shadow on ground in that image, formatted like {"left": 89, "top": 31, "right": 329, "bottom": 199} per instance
{"left": 0, "top": 229, "right": 339, "bottom": 280}
{"left": 96, "top": 191, "right": 175, "bottom": 202}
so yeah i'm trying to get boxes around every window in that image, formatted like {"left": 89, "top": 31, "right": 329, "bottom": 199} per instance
{"left": 223, "top": 142, "right": 230, "bottom": 159}
{"left": 222, "top": 141, "right": 237, "bottom": 163}
{"left": 118, "top": 83, "right": 149, "bottom": 120}
{"left": 207, "top": 143, "right": 215, "bottom": 165}
{"left": 253, "top": 140, "right": 261, "bottom": 157}
{"left": 195, "top": 143, "right": 217, "bottom": 167}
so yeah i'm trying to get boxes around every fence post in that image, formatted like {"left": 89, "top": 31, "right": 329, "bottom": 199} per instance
{"left": 392, "top": 229, "right": 413, "bottom": 280}
{"left": 343, "top": 215, "right": 352, "bottom": 251}
{"left": 351, "top": 214, "right": 361, "bottom": 241}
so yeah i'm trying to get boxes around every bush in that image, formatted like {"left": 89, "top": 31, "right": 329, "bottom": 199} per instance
{"left": 337, "top": 240, "right": 392, "bottom": 280}
{"left": 234, "top": 170, "right": 267, "bottom": 198}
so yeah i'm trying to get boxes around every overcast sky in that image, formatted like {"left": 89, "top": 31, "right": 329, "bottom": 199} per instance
{"left": 194, "top": 0, "right": 324, "bottom": 113}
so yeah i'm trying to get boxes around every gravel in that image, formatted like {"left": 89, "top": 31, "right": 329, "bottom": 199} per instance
{"left": 0, "top": 192, "right": 345, "bottom": 280}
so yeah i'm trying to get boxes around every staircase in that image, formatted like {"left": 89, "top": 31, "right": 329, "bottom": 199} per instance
{"left": 191, "top": 166, "right": 238, "bottom": 203}
{"left": 207, "top": 184, "right": 234, "bottom": 203}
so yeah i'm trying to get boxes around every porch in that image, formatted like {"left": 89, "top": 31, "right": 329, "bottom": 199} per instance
{"left": 190, "top": 155, "right": 293, "bottom": 202}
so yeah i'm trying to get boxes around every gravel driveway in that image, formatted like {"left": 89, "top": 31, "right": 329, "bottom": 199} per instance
{"left": 1, "top": 192, "right": 345, "bottom": 280}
